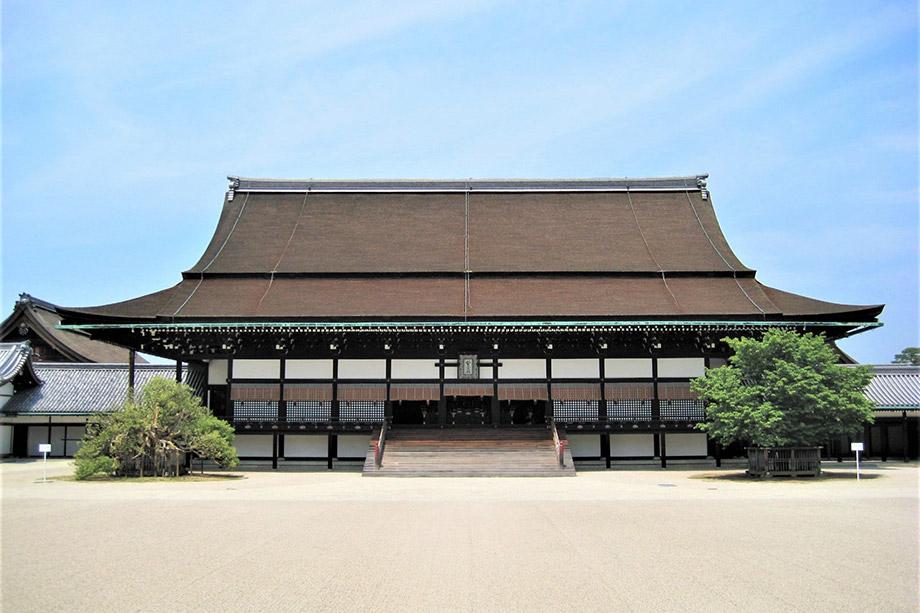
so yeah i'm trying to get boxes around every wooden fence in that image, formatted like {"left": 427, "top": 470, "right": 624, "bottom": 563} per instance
{"left": 746, "top": 447, "right": 822, "bottom": 477}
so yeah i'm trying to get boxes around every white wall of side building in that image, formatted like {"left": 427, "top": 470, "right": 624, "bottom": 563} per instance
{"left": 233, "top": 359, "right": 281, "bottom": 379}
{"left": 234, "top": 434, "right": 274, "bottom": 457}
{"left": 208, "top": 360, "right": 229, "bottom": 385}
{"left": 0, "top": 425, "right": 12, "bottom": 455}
{"left": 658, "top": 358, "right": 705, "bottom": 378}
{"left": 666, "top": 433, "right": 708, "bottom": 456}
{"left": 567, "top": 434, "right": 600, "bottom": 457}
{"left": 610, "top": 433, "right": 655, "bottom": 457}
{"left": 498, "top": 359, "right": 545, "bottom": 379}
{"left": 284, "top": 435, "right": 327, "bottom": 458}
{"left": 551, "top": 359, "right": 599, "bottom": 378}
{"left": 391, "top": 359, "right": 439, "bottom": 379}
{"left": 285, "top": 360, "right": 333, "bottom": 379}
{"left": 338, "top": 359, "right": 387, "bottom": 379}
{"left": 337, "top": 434, "right": 372, "bottom": 458}
{"left": 604, "top": 359, "right": 652, "bottom": 378}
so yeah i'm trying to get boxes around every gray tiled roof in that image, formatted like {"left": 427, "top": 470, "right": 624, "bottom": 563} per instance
{"left": 860, "top": 365, "right": 920, "bottom": 410}
{"left": 2, "top": 363, "right": 206, "bottom": 415}
{"left": 0, "top": 342, "right": 32, "bottom": 384}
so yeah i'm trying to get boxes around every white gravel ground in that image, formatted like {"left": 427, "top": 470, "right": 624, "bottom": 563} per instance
{"left": 2, "top": 459, "right": 917, "bottom": 612}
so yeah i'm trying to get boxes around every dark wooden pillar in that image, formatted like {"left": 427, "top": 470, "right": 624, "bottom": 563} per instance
{"left": 278, "top": 360, "right": 287, "bottom": 424}
{"left": 598, "top": 358, "right": 607, "bottom": 420}
{"left": 331, "top": 359, "right": 339, "bottom": 423}
{"left": 881, "top": 424, "right": 889, "bottom": 462}
{"left": 490, "top": 359, "right": 499, "bottom": 426}
{"left": 175, "top": 360, "right": 182, "bottom": 383}
{"left": 128, "top": 350, "right": 136, "bottom": 400}
{"left": 659, "top": 432, "right": 667, "bottom": 469}
{"left": 714, "top": 442, "right": 722, "bottom": 468}
{"left": 438, "top": 358, "right": 446, "bottom": 426}
{"left": 327, "top": 434, "right": 337, "bottom": 470}
{"left": 546, "top": 358, "right": 553, "bottom": 419}
{"left": 384, "top": 359, "right": 393, "bottom": 420}
{"left": 226, "top": 359, "right": 234, "bottom": 419}
{"left": 271, "top": 432, "right": 279, "bottom": 470}
{"left": 651, "top": 357, "right": 660, "bottom": 421}
{"left": 601, "top": 433, "right": 611, "bottom": 469}
{"left": 903, "top": 411, "right": 910, "bottom": 462}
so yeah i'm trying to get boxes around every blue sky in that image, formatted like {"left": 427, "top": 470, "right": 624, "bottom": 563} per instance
{"left": 2, "top": 0, "right": 917, "bottom": 364}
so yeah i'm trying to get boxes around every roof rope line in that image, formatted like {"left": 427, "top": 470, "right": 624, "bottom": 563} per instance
{"left": 259, "top": 190, "right": 311, "bottom": 310}
{"left": 173, "top": 192, "right": 250, "bottom": 319}
{"left": 684, "top": 190, "right": 766, "bottom": 318}
{"left": 627, "top": 189, "right": 681, "bottom": 313}
{"left": 464, "top": 182, "right": 473, "bottom": 320}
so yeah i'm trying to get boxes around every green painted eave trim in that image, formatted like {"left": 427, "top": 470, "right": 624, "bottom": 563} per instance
{"left": 59, "top": 320, "right": 883, "bottom": 331}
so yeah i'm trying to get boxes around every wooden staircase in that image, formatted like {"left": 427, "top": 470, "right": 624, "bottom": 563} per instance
{"left": 362, "top": 427, "right": 576, "bottom": 477}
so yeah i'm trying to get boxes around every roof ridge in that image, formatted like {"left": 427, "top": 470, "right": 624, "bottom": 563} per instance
{"left": 227, "top": 175, "right": 709, "bottom": 194}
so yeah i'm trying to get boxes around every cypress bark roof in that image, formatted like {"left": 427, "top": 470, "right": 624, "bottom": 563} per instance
{"left": 58, "top": 176, "right": 882, "bottom": 325}
{"left": 1, "top": 295, "right": 143, "bottom": 362}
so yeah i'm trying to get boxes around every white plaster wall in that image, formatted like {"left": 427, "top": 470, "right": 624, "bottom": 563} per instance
{"left": 284, "top": 434, "right": 327, "bottom": 458}
{"left": 0, "top": 382, "right": 13, "bottom": 411}
{"left": 610, "top": 433, "right": 655, "bottom": 457}
{"left": 709, "top": 357, "right": 729, "bottom": 368}
{"left": 207, "top": 360, "right": 229, "bottom": 385}
{"left": 567, "top": 434, "right": 601, "bottom": 457}
{"left": 666, "top": 433, "right": 708, "bottom": 456}
{"left": 337, "top": 434, "right": 372, "bottom": 458}
{"left": 552, "top": 359, "right": 599, "bottom": 379}
{"left": 285, "top": 359, "right": 333, "bottom": 379}
{"left": 391, "top": 359, "right": 438, "bottom": 380}
{"left": 338, "top": 359, "right": 386, "bottom": 379}
{"left": 65, "top": 426, "right": 86, "bottom": 456}
{"left": 658, "top": 358, "right": 705, "bottom": 378}
{"left": 234, "top": 434, "right": 274, "bottom": 457}
{"left": 233, "top": 360, "right": 281, "bottom": 379}
{"left": 604, "top": 359, "right": 652, "bottom": 378}
{"left": 499, "top": 359, "right": 546, "bottom": 379}
{"left": 0, "top": 425, "right": 12, "bottom": 455}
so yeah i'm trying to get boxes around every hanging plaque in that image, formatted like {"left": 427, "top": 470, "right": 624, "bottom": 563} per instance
{"left": 459, "top": 354, "right": 479, "bottom": 379}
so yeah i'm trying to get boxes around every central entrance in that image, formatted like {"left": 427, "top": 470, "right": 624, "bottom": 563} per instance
{"left": 446, "top": 395, "right": 491, "bottom": 426}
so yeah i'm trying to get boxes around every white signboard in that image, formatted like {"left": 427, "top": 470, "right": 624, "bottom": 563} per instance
{"left": 38, "top": 443, "right": 51, "bottom": 453}
{"left": 850, "top": 442, "right": 864, "bottom": 452}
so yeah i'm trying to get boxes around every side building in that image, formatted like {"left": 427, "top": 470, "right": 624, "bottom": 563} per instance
{"left": 0, "top": 345, "right": 204, "bottom": 458}
{"left": 55, "top": 176, "right": 884, "bottom": 468}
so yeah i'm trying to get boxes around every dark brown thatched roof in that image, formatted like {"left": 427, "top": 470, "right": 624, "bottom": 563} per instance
{"left": 58, "top": 176, "right": 882, "bottom": 325}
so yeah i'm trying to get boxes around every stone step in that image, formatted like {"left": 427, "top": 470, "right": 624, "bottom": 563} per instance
{"left": 363, "top": 427, "right": 576, "bottom": 477}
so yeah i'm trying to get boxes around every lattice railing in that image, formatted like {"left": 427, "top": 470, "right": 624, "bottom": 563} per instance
{"left": 286, "top": 401, "right": 332, "bottom": 422}
{"left": 552, "top": 400, "right": 599, "bottom": 422}
{"left": 340, "top": 401, "right": 385, "bottom": 423}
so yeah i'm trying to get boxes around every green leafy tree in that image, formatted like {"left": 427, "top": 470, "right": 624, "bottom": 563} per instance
{"left": 74, "top": 377, "right": 238, "bottom": 479}
{"left": 691, "top": 330, "right": 875, "bottom": 447}
{"left": 893, "top": 347, "right": 920, "bottom": 366}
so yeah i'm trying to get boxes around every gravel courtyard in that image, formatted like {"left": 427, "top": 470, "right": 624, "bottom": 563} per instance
{"left": 2, "top": 460, "right": 917, "bottom": 612}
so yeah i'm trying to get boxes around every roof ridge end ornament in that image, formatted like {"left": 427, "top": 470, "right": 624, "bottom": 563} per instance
{"left": 227, "top": 176, "right": 241, "bottom": 202}
{"left": 697, "top": 175, "right": 709, "bottom": 200}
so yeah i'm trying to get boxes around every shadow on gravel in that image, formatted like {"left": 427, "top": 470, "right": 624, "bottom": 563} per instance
{"left": 59, "top": 473, "right": 247, "bottom": 483}
{"left": 691, "top": 470, "right": 883, "bottom": 482}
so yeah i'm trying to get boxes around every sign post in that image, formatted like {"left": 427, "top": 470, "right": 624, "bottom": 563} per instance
{"left": 851, "top": 442, "right": 864, "bottom": 481}
{"left": 38, "top": 443, "right": 51, "bottom": 482}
